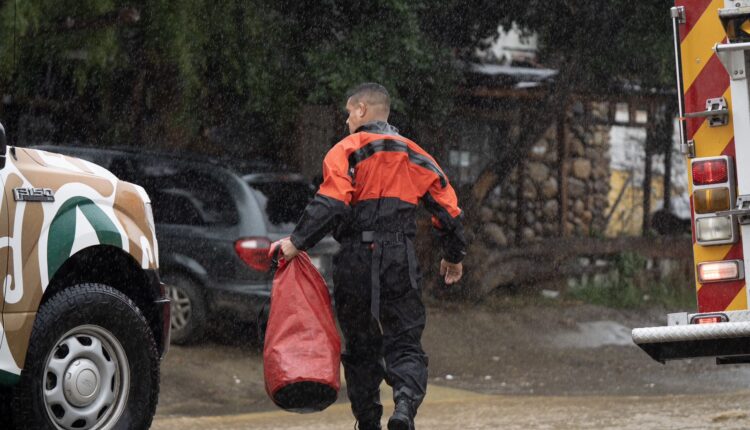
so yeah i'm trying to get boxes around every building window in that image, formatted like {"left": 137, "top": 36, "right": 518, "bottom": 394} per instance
{"left": 615, "top": 103, "right": 630, "bottom": 123}
{"left": 444, "top": 119, "right": 508, "bottom": 186}
{"left": 635, "top": 110, "right": 649, "bottom": 124}
{"left": 449, "top": 149, "right": 476, "bottom": 184}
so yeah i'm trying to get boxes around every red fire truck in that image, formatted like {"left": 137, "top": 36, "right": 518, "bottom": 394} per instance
{"left": 633, "top": 0, "right": 750, "bottom": 363}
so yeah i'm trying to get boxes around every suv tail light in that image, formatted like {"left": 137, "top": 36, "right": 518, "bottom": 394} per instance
{"left": 235, "top": 237, "right": 272, "bottom": 272}
{"left": 693, "top": 159, "right": 728, "bottom": 185}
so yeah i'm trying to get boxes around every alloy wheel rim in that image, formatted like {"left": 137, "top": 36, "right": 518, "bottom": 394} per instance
{"left": 167, "top": 285, "right": 192, "bottom": 331}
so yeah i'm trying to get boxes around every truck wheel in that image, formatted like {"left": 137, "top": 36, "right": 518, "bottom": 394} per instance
{"left": 164, "top": 273, "right": 207, "bottom": 344}
{"left": 11, "top": 284, "right": 159, "bottom": 430}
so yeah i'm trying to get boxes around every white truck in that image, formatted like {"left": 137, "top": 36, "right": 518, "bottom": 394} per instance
{"left": 0, "top": 122, "right": 170, "bottom": 430}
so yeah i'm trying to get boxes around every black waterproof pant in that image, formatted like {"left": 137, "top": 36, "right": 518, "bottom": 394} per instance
{"left": 333, "top": 237, "right": 428, "bottom": 424}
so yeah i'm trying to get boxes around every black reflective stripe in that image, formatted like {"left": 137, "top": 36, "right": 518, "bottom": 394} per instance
{"left": 421, "top": 192, "right": 455, "bottom": 229}
{"left": 409, "top": 152, "right": 447, "bottom": 188}
{"left": 348, "top": 139, "right": 447, "bottom": 188}
{"left": 348, "top": 139, "right": 408, "bottom": 167}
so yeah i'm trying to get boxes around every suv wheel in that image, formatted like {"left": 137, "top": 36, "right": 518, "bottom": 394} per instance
{"left": 164, "top": 273, "right": 207, "bottom": 344}
{"left": 11, "top": 284, "right": 159, "bottom": 430}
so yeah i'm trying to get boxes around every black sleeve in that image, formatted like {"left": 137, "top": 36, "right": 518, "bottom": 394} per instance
{"left": 422, "top": 192, "right": 467, "bottom": 264}
{"left": 290, "top": 194, "right": 350, "bottom": 251}
{"left": 290, "top": 142, "right": 354, "bottom": 251}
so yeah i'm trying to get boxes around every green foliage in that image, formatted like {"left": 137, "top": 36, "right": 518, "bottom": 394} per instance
{"left": 568, "top": 253, "right": 696, "bottom": 309}
{"left": 0, "top": 0, "right": 470, "bottom": 146}
{"left": 0, "top": 0, "right": 676, "bottom": 147}
{"left": 301, "top": 2, "right": 457, "bottom": 117}
{"left": 501, "top": 0, "right": 676, "bottom": 90}
{"left": 1, "top": 1, "right": 120, "bottom": 93}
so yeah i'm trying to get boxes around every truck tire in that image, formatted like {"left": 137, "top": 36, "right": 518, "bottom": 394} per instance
{"left": 0, "top": 386, "right": 12, "bottom": 428}
{"left": 11, "top": 284, "right": 159, "bottom": 430}
{"left": 164, "top": 273, "right": 207, "bottom": 345}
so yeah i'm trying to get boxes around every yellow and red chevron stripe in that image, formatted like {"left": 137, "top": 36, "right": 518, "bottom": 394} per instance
{"left": 676, "top": 0, "right": 747, "bottom": 312}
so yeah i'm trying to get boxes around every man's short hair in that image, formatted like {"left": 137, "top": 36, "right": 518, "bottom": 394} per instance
{"left": 347, "top": 83, "right": 390, "bottom": 113}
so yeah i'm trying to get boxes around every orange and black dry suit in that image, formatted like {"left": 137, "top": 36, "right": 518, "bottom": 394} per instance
{"left": 290, "top": 121, "right": 466, "bottom": 423}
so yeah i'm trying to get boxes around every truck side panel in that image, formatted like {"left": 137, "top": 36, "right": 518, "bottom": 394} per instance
{"left": 677, "top": 0, "right": 747, "bottom": 312}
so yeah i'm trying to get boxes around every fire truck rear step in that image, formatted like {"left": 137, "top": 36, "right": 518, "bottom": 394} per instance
{"left": 633, "top": 316, "right": 750, "bottom": 363}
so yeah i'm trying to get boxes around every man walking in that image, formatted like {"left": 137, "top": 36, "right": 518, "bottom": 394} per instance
{"left": 278, "top": 83, "right": 466, "bottom": 430}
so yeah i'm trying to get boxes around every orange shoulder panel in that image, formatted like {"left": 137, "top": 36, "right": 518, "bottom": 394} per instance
{"left": 317, "top": 135, "right": 359, "bottom": 204}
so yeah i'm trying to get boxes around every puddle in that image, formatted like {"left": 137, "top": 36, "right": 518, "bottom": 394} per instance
{"left": 552, "top": 321, "right": 635, "bottom": 348}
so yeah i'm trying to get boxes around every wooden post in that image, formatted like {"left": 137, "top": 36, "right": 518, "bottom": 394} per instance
{"left": 557, "top": 105, "right": 569, "bottom": 236}
{"left": 642, "top": 102, "right": 655, "bottom": 235}
{"left": 515, "top": 158, "right": 526, "bottom": 246}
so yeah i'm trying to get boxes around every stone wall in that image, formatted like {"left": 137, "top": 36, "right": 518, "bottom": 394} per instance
{"left": 479, "top": 102, "right": 611, "bottom": 248}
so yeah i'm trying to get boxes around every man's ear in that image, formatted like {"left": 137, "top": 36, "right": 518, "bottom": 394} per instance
{"left": 358, "top": 102, "right": 367, "bottom": 118}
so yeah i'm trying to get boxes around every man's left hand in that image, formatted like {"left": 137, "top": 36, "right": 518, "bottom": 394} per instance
{"left": 278, "top": 238, "right": 301, "bottom": 261}
{"left": 440, "top": 259, "right": 463, "bottom": 285}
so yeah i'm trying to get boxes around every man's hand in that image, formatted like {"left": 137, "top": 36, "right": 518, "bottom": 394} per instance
{"left": 440, "top": 259, "right": 463, "bottom": 285}
{"left": 278, "top": 238, "right": 301, "bottom": 261}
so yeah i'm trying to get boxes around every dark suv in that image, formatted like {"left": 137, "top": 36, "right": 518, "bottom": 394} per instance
{"left": 33, "top": 145, "right": 338, "bottom": 344}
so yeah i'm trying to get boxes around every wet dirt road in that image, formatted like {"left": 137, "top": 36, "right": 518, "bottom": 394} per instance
{"left": 153, "top": 303, "right": 750, "bottom": 429}
{"left": 153, "top": 384, "right": 750, "bottom": 430}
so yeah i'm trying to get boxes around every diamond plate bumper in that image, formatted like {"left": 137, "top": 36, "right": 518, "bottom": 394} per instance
{"left": 633, "top": 318, "right": 750, "bottom": 363}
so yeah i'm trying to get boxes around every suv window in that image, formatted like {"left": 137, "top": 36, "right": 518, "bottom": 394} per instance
{"left": 113, "top": 157, "right": 239, "bottom": 226}
{"left": 151, "top": 189, "right": 206, "bottom": 226}
{"left": 247, "top": 180, "right": 315, "bottom": 233}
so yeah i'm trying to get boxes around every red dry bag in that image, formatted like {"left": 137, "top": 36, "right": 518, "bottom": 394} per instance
{"left": 263, "top": 251, "right": 341, "bottom": 413}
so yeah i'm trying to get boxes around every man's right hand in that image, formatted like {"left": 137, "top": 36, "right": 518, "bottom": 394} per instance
{"left": 277, "top": 238, "right": 300, "bottom": 261}
{"left": 440, "top": 259, "right": 463, "bottom": 285}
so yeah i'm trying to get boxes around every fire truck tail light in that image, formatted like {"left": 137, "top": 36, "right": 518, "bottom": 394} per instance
{"left": 692, "top": 159, "right": 728, "bottom": 185}
{"left": 690, "top": 313, "right": 729, "bottom": 325}
{"left": 694, "top": 188, "right": 731, "bottom": 214}
{"left": 696, "top": 216, "right": 733, "bottom": 243}
{"left": 695, "top": 316, "right": 723, "bottom": 324}
{"left": 698, "top": 260, "right": 743, "bottom": 283}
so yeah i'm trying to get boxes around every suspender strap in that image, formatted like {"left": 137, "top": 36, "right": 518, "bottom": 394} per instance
{"left": 361, "top": 231, "right": 418, "bottom": 324}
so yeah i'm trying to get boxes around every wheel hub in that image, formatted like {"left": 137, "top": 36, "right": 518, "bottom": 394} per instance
{"left": 63, "top": 359, "right": 101, "bottom": 407}
{"left": 43, "top": 325, "right": 130, "bottom": 430}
